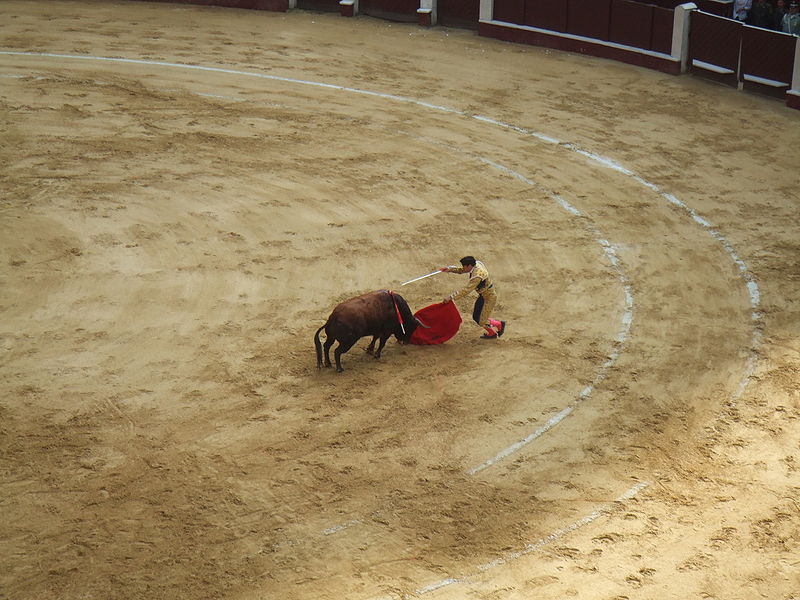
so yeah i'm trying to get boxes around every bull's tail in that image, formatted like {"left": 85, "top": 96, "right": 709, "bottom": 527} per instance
{"left": 314, "top": 324, "right": 326, "bottom": 369}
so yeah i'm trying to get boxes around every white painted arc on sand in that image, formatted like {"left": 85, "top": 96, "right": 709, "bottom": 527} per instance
{"left": 2, "top": 52, "right": 761, "bottom": 586}
{"left": 1, "top": 51, "right": 640, "bottom": 472}
{"left": 2, "top": 66, "right": 637, "bottom": 556}
{"left": 1, "top": 51, "right": 761, "bottom": 407}
{"left": 396, "top": 480, "right": 652, "bottom": 599}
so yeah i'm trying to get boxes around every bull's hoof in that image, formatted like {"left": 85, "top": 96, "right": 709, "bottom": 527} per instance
{"left": 373, "top": 353, "right": 381, "bottom": 360}
{"left": 336, "top": 367, "right": 344, "bottom": 373}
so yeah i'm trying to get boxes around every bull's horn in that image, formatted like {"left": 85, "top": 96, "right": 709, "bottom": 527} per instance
{"left": 416, "top": 318, "right": 430, "bottom": 329}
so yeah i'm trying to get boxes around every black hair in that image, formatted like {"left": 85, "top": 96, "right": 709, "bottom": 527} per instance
{"left": 459, "top": 256, "right": 476, "bottom": 267}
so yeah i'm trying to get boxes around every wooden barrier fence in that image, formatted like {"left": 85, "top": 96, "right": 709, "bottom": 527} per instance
{"left": 690, "top": 10, "right": 797, "bottom": 100}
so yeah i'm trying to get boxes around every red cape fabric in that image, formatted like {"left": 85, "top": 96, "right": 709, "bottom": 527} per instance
{"left": 409, "top": 301, "right": 462, "bottom": 345}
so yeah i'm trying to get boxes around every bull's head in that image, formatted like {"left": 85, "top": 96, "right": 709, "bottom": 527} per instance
{"left": 396, "top": 316, "right": 429, "bottom": 344}
{"left": 391, "top": 292, "right": 429, "bottom": 344}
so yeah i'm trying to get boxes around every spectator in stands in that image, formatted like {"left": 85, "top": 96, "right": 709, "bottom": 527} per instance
{"left": 773, "top": 0, "right": 788, "bottom": 29}
{"left": 782, "top": 1, "right": 800, "bottom": 33}
{"left": 733, "top": 0, "right": 752, "bottom": 21}
{"left": 748, "top": 0, "right": 774, "bottom": 28}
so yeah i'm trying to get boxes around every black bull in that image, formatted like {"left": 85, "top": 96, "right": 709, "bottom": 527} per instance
{"left": 314, "top": 290, "right": 426, "bottom": 372}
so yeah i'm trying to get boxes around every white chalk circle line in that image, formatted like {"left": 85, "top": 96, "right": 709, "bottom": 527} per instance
{"left": 0, "top": 52, "right": 760, "bottom": 414}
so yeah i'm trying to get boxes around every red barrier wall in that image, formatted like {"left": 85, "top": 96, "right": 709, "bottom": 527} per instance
{"left": 651, "top": 5, "right": 673, "bottom": 54}
{"left": 478, "top": 20, "right": 682, "bottom": 73}
{"left": 360, "top": 0, "right": 418, "bottom": 21}
{"left": 632, "top": 0, "right": 732, "bottom": 17}
{"left": 297, "top": 0, "right": 339, "bottom": 11}
{"left": 740, "top": 26, "right": 796, "bottom": 98}
{"left": 610, "top": 0, "right": 654, "bottom": 49}
{"left": 493, "top": 0, "right": 674, "bottom": 55}
{"left": 137, "top": 0, "right": 289, "bottom": 9}
{"left": 439, "top": 0, "right": 480, "bottom": 28}
{"left": 526, "top": 0, "right": 568, "bottom": 31}
{"left": 494, "top": 0, "right": 525, "bottom": 23}
{"left": 568, "top": 0, "right": 611, "bottom": 41}
{"left": 688, "top": 10, "right": 740, "bottom": 86}
{"left": 686, "top": 9, "right": 798, "bottom": 107}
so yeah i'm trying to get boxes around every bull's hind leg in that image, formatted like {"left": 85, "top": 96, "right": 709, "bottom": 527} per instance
{"left": 322, "top": 337, "right": 334, "bottom": 368}
{"left": 334, "top": 339, "right": 357, "bottom": 373}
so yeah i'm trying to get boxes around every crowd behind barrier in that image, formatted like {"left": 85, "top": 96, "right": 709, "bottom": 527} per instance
{"left": 735, "top": 0, "right": 800, "bottom": 34}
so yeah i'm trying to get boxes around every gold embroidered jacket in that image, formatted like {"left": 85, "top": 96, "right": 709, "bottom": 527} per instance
{"left": 446, "top": 260, "right": 493, "bottom": 301}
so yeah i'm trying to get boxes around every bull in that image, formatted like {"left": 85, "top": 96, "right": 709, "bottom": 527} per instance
{"left": 314, "top": 290, "right": 425, "bottom": 372}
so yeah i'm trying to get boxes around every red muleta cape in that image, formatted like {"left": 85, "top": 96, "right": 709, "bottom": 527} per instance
{"left": 409, "top": 301, "right": 462, "bottom": 345}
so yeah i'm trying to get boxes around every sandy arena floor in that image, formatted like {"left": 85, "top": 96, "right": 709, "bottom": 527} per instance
{"left": 1, "top": 2, "right": 799, "bottom": 599}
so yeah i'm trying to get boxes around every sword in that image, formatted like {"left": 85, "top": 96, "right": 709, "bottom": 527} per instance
{"left": 401, "top": 270, "right": 442, "bottom": 286}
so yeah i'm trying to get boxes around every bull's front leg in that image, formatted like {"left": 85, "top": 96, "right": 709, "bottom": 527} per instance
{"left": 365, "top": 336, "right": 378, "bottom": 356}
{"left": 373, "top": 335, "right": 389, "bottom": 360}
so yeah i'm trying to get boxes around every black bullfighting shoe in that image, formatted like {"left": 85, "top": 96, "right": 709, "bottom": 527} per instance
{"left": 480, "top": 332, "right": 498, "bottom": 339}
{"left": 497, "top": 321, "right": 507, "bottom": 337}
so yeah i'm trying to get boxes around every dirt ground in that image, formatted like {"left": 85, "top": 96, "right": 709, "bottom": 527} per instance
{"left": 1, "top": 1, "right": 799, "bottom": 599}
